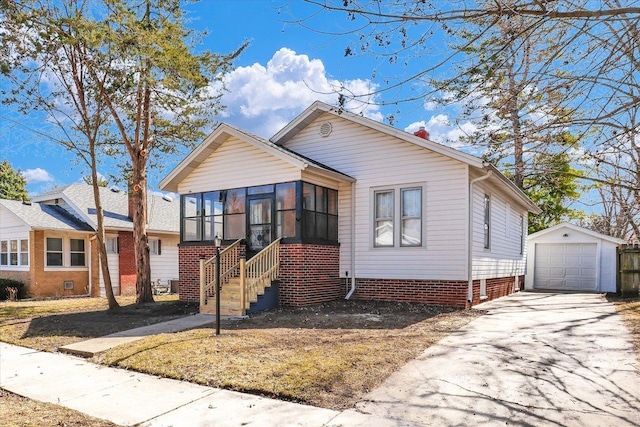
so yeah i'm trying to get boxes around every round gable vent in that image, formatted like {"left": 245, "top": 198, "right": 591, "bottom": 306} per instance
{"left": 319, "top": 122, "right": 332, "bottom": 137}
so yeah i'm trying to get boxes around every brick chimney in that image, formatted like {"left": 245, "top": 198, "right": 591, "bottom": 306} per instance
{"left": 414, "top": 126, "right": 429, "bottom": 140}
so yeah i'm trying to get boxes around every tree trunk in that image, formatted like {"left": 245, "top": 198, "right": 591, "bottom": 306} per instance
{"left": 90, "top": 146, "right": 119, "bottom": 310}
{"left": 131, "top": 162, "right": 154, "bottom": 304}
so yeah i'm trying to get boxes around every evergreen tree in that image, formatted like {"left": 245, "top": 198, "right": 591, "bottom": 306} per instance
{"left": 0, "top": 160, "right": 29, "bottom": 201}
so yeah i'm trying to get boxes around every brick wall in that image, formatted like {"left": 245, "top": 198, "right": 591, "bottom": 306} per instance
{"left": 351, "top": 275, "right": 523, "bottom": 307}
{"left": 351, "top": 278, "right": 469, "bottom": 307}
{"left": 177, "top": 241, "right": 522, "bottom": 309}
{"left": 278, "top": 244, "right": 342, "bottom": 307}
{"left": 118, "top": 231, "right": 136, "bottom": 296}
{"left": 471, "top": 275, "right": 522, "bottom": 306}
{"left": 178, "top": 243, "right": 341, "bottom": 307}
{"left": 28, "top": 230, "right": 90, "bottom": 297}
{"left": 178, "top": 245, "right": 218, "bottom": 302}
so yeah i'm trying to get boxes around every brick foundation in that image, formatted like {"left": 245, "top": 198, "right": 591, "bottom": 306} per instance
{"left": 471, "top": 275, "right": 523, "bottom": 306}
{"left": 178, "top": 243, "right": 341, "bottom": 307}
{"left": 351, "top": 275, "right": 523, "bottom": 308}
{"left": 351, "top": 278, "right": 469, "bottom": 307}
{"left": 278, "top": 244, "right": 342, "bottom": 307}
{"left": 178, "top": 242, "right": 521, "bottom": 308}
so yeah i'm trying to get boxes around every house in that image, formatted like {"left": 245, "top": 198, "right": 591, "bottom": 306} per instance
{"left": 159, "top": 101, "right": 541, "bottom": 314}
{"left": 0, "top": 184, "right": 179, "bottom": 298}
{"left": 525, "top": 222, "right": 626, "bottom": 292}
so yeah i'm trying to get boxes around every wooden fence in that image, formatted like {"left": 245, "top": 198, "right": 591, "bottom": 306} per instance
{"left": 618, "top": 245, "right": 640, "bottom": 297}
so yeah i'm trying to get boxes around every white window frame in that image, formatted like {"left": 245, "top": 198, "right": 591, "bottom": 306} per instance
{"left": 44, "top": 234, "right": 89, "bottom": 271}
{"left": 0, "top": 240, "right": 7, "bottom": 266}
{"left": 70, "top": 238, "right": 86, "bottom": 267}
{"left": 483, "top": 194, "right": 491, "bottom": 250}
{"left": 19, "top": 239, "right": 29, "bottom": 266}
{"left": 0, "top": 238, "right": 29, "bottom": 268}
{"left": 372, "top": 183, "right": 426, "bottom": 249}
{"left": 46, "top": 237, "right": 64, "bottom": 267}
{"left": 519, "top": 214, "right": 525, "bottom": 255}
{"left": 149, "top": 238, "right": 162, "bottom": 256}
{"left": 106, "top": 236, "right": 119, "bottom": 254}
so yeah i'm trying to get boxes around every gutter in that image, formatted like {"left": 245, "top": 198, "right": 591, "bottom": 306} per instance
{"left": 345, "top": 181, "right": 356, "bottom": 299}
{"left": 467, "top": 167, "right": 493, "bottom": 306}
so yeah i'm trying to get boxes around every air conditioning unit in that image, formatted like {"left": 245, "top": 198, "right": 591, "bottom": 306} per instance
{"left": 63, "top": 280, "right": 74, "bottom": 290}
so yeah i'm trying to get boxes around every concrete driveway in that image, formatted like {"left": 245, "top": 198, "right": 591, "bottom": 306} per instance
{"left": 354, "top": 292, "right": 640, "bottom": 426}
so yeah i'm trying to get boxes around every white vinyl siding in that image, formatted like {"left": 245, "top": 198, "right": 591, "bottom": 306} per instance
{"left": 283, "top": 113, "right": 469, "bottom": 280}
{"left": 177, "top": 136, "right": 302, "bottom": 194}
{"left": 99, "top": 234, "right": 120, "bottom": 297}
{"left": 0, "top": 206, "right": 31, "bottom": 271}
{"left": 149, "top": 234, "right": 179, "bottom": 288}
{"left": 472, "top": 182, "right": 529, "bottom": 279}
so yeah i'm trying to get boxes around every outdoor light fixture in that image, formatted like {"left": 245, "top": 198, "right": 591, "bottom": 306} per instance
{"left": 214, "top": 234, "right": 221, "bottom": 335}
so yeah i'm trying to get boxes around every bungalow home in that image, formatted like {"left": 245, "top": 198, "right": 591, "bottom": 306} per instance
{"left": 159, "top": 101, "right": 541, "bottom": 315}
{"left": 0, "top": 184, "right": 179, "bottom": 298}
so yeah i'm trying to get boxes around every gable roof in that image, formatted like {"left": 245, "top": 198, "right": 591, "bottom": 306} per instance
{"left": 159, "top": 123, "right": 354, "bottom": 193}
{"left": 0, "top": 199, "right": 94, "bottom": 232}
{"left": 528, "top": 222, "right": 627, "bottom": 244}
{"left": 271, "top": 101, "right": 486, "bottom": 168}
{"left": 31, "top": 184, "right": 179, "bottom": 234}
{"left": 271, "top": 101, "right": 539, "bottom": 213}
{"left": 160, "top": 101, "right": 539, "bottom": 214}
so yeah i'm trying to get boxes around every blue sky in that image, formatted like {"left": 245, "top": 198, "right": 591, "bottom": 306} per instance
{"left": 0, "top": 0, "right": 465, "bottom": 196}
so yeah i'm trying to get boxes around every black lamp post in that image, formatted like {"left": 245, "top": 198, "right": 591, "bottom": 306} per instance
{"left": 214, "top": 234, "right": 222, "bottom": 335}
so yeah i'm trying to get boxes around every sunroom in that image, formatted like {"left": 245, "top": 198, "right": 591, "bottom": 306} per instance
{"left": 180, "top": 181, "right": 339, "bottom": 256}
{"left": 159, "top": 123, "right": 355, "bottom": 314}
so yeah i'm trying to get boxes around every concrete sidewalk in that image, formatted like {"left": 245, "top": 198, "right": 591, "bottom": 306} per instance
{"left": 356, "top": 292, "right": 640, "bottom": 426}
{"left": 60, "top": 313, "right": 222, "bottom": 357}
{"left": 0, "top": 342, "right": 416, "bottom": 426}
{"left": 2, "top": 292, "right": 639, "bottom": 426}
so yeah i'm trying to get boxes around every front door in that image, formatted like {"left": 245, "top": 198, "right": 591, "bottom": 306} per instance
{"left": 247, "top": 196, "right": 273, "bottom": 257}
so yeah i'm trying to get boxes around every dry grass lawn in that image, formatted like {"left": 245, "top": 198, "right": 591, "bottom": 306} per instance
{"left": 93, "top": 301, "right": 481, "bottom": 409}
{"left": 0, "top": 295, "right": 197, "bottom": 351}
{"left": 2, "top": 293, "right": 639, "bottom": 425}
{"left": 0, "top": 296, "right": 482, "bottom": 411}
{"left": 610, "top": 296, "right": 640, "bottom": 366}
{"left": 0, "top": 389, "right": 117, "bottom": 427}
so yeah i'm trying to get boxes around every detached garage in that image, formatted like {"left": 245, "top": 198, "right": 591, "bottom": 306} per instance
{"left": 526, "top": 223, "right": 626, "bottom": 293}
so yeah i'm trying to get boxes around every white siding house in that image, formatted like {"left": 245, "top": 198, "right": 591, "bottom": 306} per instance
{"left": 161, "top": 101, "right": 540, "bottom": 308}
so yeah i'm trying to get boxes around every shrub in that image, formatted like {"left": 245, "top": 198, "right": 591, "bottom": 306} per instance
{"left": 0, "top": 278, "right": 25, "bottom": 300}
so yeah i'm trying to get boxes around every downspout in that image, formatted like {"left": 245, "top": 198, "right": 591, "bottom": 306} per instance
{"left": 345, "top": 181, "right": 356, "bottom": 299}
{"left": 468, "top": 167, "right": 492, "bottom": 307}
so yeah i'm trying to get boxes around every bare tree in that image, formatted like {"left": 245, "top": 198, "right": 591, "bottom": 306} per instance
{"left": 2, "top": 0, "right": 247, "bottom": 303}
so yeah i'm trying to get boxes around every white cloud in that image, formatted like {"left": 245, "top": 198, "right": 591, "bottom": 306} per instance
{"left": 219, "top": 48, "right": 382, "bottom": 137}
{"left": 23, "top": 168, "right": 55, "bottom": 184}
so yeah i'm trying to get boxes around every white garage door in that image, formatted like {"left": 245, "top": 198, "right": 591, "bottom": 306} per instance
{"left": 534, "top": 243, "right": 597, "bottom": 291}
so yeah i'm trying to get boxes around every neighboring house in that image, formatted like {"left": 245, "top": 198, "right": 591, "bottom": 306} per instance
{"left": 525, "top": 222, "right": 626, "bottom": 293}
{"left": 160, "top": 101, "right": 541, "bottom": 312}
{"left": 0, "top": 184, "right": 179, "bottom": 298}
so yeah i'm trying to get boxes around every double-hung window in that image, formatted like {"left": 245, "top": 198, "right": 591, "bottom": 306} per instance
{"left": 70, "top": 239, "right": 86, "bottom": 266}
{"left": 0, "top": 241, "right": 7, "bottom": 265}
{"left": 46, "top": 238, "right": 64, "bottom": 266}
{"left": 484, "top": 194, "right": 491, "bottom": 249}
{"left": 374, "top": 185, "right": 423, "bottom": 248}
{"left": 149, "top": 238, "right": 162, "bottom": 255}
